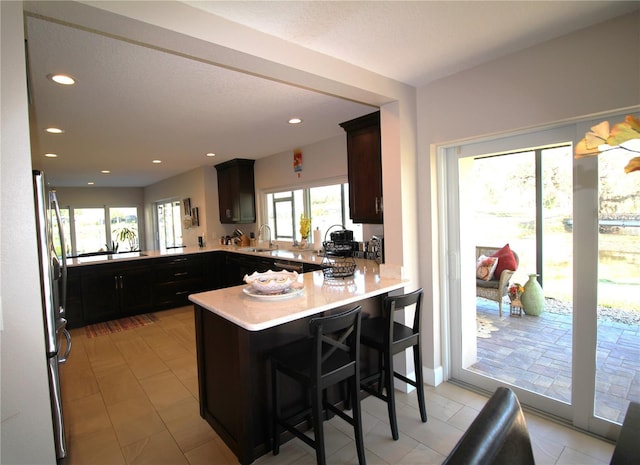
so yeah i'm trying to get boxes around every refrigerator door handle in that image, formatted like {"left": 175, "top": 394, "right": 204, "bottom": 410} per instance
{"left": 56, "top": 318, "right": 72, "bottom": 364}
{"left": 51, "top": 191, "right": 67, "bottom": 317}
{"left": 58, "top": 328, "right": 72, "bottom": 364}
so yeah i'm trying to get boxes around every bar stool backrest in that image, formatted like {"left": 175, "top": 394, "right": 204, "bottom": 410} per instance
{"left": 383, "top": 289, "right": 423, "bottom": 349}
{"left": 309, "top": 307, "right": 362, "bottom": 389}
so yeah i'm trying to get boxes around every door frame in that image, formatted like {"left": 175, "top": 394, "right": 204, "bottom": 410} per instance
{"left": 436, "top": 109, "right": 639, "bottom": 438}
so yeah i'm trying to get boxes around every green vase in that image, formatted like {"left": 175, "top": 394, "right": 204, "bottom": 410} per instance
{"left": 522, "top": 274, "right": 544, "bottom": 316}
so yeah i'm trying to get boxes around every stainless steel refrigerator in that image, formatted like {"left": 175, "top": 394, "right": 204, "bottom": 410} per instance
{"left": 33, "top": 170, "right": 71, "bottom": 460}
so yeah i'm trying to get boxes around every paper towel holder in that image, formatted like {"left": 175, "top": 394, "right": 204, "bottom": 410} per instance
{"left": 313, "top": 227, "right": 322, "bottom": 253}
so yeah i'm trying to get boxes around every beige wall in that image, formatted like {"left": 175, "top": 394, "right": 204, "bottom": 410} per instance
{"left": 55, "top": 186, "right": 144, "bottom": 207}
{"left": 1, "top": 2, "right": 57, "bottom": 463}
{"left": 255, "top": 134, "right": 348, "bottom": 191}
{"left": 416, "top": 11, "right": 640, "bottom": 384}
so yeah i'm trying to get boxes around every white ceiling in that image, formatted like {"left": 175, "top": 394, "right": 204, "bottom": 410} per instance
{"left": 26, "top": 1, "right": 639, "bottom": 188}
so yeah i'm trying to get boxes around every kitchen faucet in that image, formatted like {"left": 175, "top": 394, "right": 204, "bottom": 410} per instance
{"left": 257, "top": 224, "right": 273, "bottom": 248}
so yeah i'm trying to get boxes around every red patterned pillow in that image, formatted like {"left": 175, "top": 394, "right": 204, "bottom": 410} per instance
{"left": 476, "top": 255, "right": 499, "bottom": 281}
{"left": 490, "top": 244, "right": 517, "bottom": 279}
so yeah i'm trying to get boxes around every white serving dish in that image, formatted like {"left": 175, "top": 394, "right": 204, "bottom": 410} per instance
{"left": 243, "top": 269, "right": 298, "bottom": 294}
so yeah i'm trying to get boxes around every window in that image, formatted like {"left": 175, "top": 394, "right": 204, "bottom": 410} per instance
{"left": 109, "top": 207, "right": 139, "bottom": 252}
{"left": 56, "top": 206, "right": 140, "bottom": 257}
{"left": 156, "top": 200, "right": 183, "bottom": 249}
{"left": 53, "top": 207, "right": 71, "bottom": 258}
{"left": 265, "top": 182, "right": 362, "bottom": 246}
{"left": 74, "top": 208, "right": 107, "bottom": 255}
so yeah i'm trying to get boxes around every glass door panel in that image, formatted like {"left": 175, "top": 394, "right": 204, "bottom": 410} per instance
{"left": 467, "top": 147, "right": 574, "bottom": 405}
{"left": 596, "top": 146, "right": 640, "bottom": 423}
{"left": 156, "top": 200, "right": 182, "bottom": 249}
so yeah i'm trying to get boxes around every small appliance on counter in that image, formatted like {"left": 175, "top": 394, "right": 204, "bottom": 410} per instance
{"left": 369, "top": 235, "right": 384, "bottom": 264}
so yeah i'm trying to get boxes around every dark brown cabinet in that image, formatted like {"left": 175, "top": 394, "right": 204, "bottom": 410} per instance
{"left": 68, "top": 251, "right": 225, "bottom": 327}
{"left": 215, "top": 158, "right": 256, "bottom": 224}
{"left": 152, "top": 254, "right": 208, "bottom": 308}
{"left": 81, "top": 263, "right": 153, "bottom": 325}
{"left": 340, "top": 111, "right": 383, "bottom": 224}
{"left": 224, "top": 253, "right": 274, "bottom": 287}
{"left": 64, "top": 268, "right": 84, "bottom": 329}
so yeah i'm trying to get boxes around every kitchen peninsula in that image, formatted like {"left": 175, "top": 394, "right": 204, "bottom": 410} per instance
{"left": 189, "top": 261, "right": 405, "bottom": 464}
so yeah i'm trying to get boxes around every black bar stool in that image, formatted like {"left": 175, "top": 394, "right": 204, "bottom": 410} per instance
{"left": 360, "top": 288, "right": 427, "bottom": 440}
{"left": 271, "top": 306, "right": 366, "bottom": 465}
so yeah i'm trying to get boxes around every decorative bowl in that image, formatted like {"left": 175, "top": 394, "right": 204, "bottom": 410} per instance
{"left": 243, "top": 270, "right": 298, "bottom": 294}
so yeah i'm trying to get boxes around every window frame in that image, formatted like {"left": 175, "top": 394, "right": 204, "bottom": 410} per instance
{"left": 260, "top": 177, "right": 362, "bottom": 245}
{"left": 58, "top": 205, "right": 141, "bottom": 257}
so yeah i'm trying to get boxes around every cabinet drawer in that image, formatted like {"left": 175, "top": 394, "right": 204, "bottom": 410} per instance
{"left": 153, "top": 257, "right": 205, "bottom": 283}
{"left": 154, "top": 264, "right": 203, "bottom": 282}
{"left": 153, "top": 278, "right": 205, "bottom": 307}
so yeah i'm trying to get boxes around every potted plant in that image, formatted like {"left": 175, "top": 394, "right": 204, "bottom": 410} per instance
{"left": 116, "top": 227, "right": 138, "bottom": 251}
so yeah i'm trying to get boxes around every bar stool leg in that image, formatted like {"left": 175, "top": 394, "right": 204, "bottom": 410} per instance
{"left": 350, "top": 377, "right": 367, "bottom": 465}
{"left": 311, "top": 387, "right": 327, "bottom": 465}
{"left": 376, "top": 351, "right": 384, "bottom": 395}
{"left": 385, "top": 351, "right": 399, "bottom": 440}
{"left": 413, "top": 344, "right": 427, "bottom": 423}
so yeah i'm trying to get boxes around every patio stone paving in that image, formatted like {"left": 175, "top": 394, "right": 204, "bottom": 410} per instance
{"left": 472, "top": 299, "right": 640, "bottom": 423}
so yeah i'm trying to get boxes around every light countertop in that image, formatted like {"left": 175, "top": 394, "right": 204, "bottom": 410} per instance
{"left": 66, "top": 244, "right": 327, "bottom": 267}
{"left": 188, "top": 260, "right": 405, "bottom": 331}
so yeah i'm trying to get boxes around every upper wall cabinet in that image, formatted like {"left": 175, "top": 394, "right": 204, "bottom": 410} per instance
{"left": 340, "top": 111, "right": 383, "bottom": 224}
{"left": 215, "top": 158, "right": 256, "bottom": 224}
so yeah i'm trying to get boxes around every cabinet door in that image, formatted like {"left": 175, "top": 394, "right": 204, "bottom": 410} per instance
{"left": 225, "top": 253, "right": 273, "bottom": 287}
{"left": 81, "top": 268, "right": 122, "bottom": 324}
{"left": 81, "top": 264, "right": 152, "bottom": 324}
{"left": 205, "top": 251, "right": 225, "bottom": 290}
{"left": 216, "top": 159, "right": 256, "bottom": 224}
{"left": 64, "top": 268, "right": 84, "bottom": 329}
{"left": 119, "top": 266, "right": 153, "bottom": 314}
{"left": 341, "top": 111, "right": 383, "bottom": 224}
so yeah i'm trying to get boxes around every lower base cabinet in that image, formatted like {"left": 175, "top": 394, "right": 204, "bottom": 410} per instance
{"left": 81, "top": 263, "right": 153, "bottom": 325}
{"left": 68, "top": 252, "right": 224, "bottom": 327}
{"left": 152, "top": 255, "right": 208, "bottom": 308}
{"left": 66, "top": 251, "right": 317, "bottom": 328}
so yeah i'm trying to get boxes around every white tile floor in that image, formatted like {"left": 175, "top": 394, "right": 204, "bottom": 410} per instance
{"left": 61, "top": 306, "right": 616, "bottom": 465}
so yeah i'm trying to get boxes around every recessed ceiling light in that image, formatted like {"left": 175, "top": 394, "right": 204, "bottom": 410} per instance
{"left": 206, "top": 153, "right": 216, "bottom": 157}
{"left": 46, "top": 127, "right": 64, "bottom": 134}
{"left": 44, "top": 153, "right": 58, "bottom": 158}
{"left": 288, "top": 118, "right": 303, "bottom": 124}
{"left": 152, "top": 159, "right": 162, "bottom": 164}
{"left": 87, "top": 182, "right": 94, "bottom": 185}
{"left": 101, "top": 170, "right": 111, "bottom": 174}
{"left": 47, "top": 73, "right": 76, "bottom": 85}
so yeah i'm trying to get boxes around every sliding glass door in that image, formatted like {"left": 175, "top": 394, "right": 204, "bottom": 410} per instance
{"left": 442, "top": 112, "right": 639, "bottom": 437}
{"left": 595, "top": 143, "right": 640, "bottom": 424}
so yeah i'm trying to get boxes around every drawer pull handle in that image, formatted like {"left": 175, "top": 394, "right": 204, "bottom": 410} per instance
{"left": 273, "top": 261, "right": 304, "bottom": 273}
{"left": 175, "top": 290, "right": 190, "bottom": 296}
{"left": 174, "top": 272, "right": 189, "bottom": 277}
